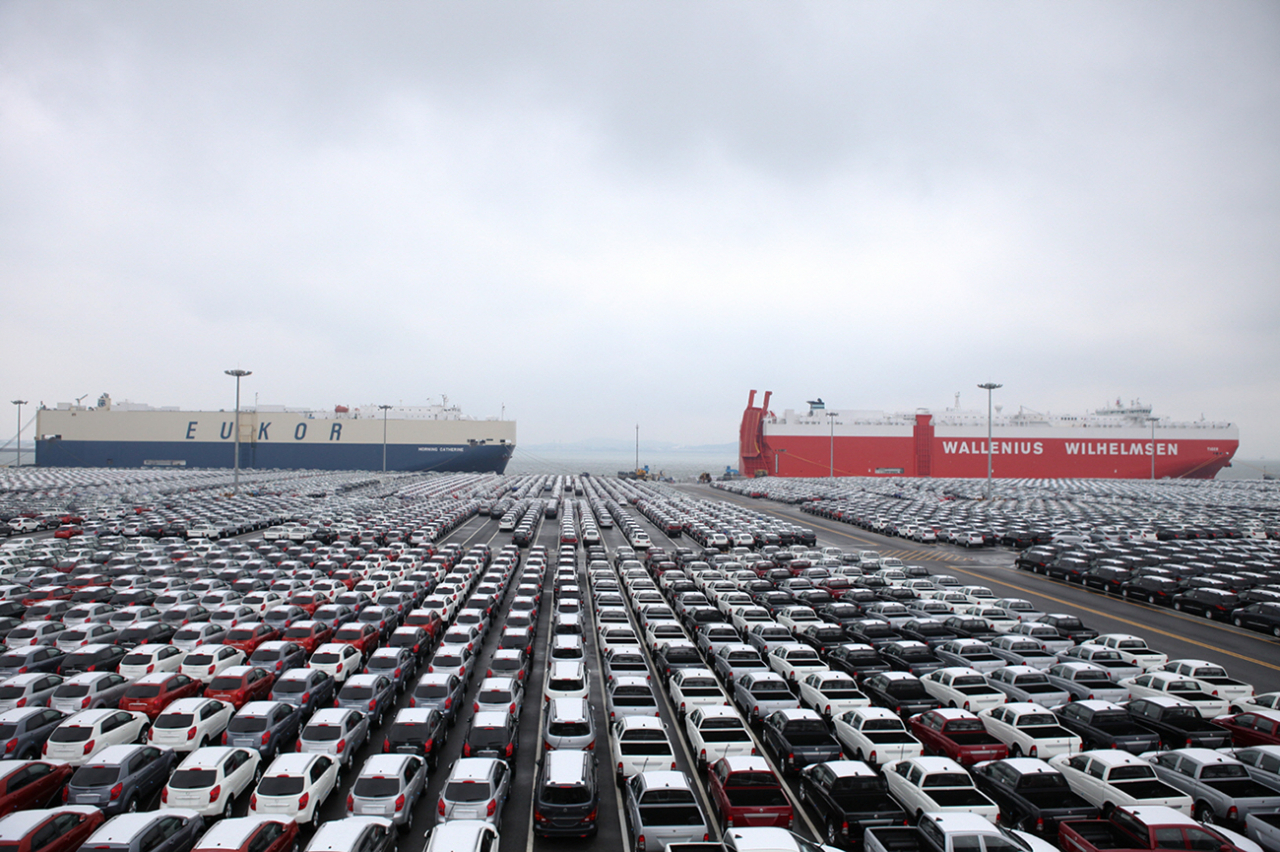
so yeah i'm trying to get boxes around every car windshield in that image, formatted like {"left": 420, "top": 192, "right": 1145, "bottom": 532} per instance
{"left": 257, "top": 776, "right": 305, "bottom": 796}
{"left": 70, "top": 766, "right": 121, "bottom": 787}
{"left": 353, "top": 777, "right": 400, "bottom": 798}
{"left": 303, "top": 724, "right": 343, "bottom": 741}
{"left": 169, "top": 769, "right": 217, "bottom": 789}
{"left": 341, "top": 686, "right": 373, "bottom": 701}
{"left": 156, "top": 713, "right": 194, "bottom": 729}
{"left": 445, "top": 781, "right": 491, "bottom": 802}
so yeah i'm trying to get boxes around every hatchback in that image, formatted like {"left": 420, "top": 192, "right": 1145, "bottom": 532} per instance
{"left": 543, "top": 698, "right": 596, "bottom": 751}
{"left": 335, "top": 675, "right": 395, "bottom": 727}
{"left": 180, "top": 646, "right": 245, "bottom": 684}
{"left": 223, "top": 702, "right": 300, "bottom": 760}
{"left": 436, "top": 758, "right": 510, "bottom": 824}
{"left": 382, "top": 708, "right": 445, "bottom": 768}
{"left": 63, "top": 743, "right": 176, "bottom": 816}
{"left": 249, "top": 752, "right": 339, "bottom": 830}
{"left": 58, "top": 644, "right": 125, "bottom": 677}
{"left": 43, "top": 709, "right": 150, "bottom": 765}
{"left": 161, "top": 747, "right": 261, "bottom": 820}
{"left": 533, "top": 749, "right": 599, "bottom": 838}
{"left": 298, "top": 708, "right": 368, "bottom": 768}
{"left": 462, "top": 711, "right": 519, "bottom": 762}
{"left": 409, "top": 673, "right": 464, "bottom": 723}
{"left": 118, "top": 645, "right": 186, "bottom": 680}
{"left": 269, "top": 668, "right": 335, "bottom": 720}
{"left": 346, "top": 753, "right": 426, "bottom": 829}
{"left": 0, "top": 707, "right": 66, "bottom": 761}
{"left": 149, "top": 698, "right": 234, "bottom": 753}
{"left": 308, "top": 644, "right": 362, "bottom": 686}
{"left": 77, "top": 809, "right": 205, "bottom": 852}
{"left": 0, "top": 674, "right": 63, "bottom": 711}
{"left": 0, "top": 647, "right": 65, "bottom": 679}
{"left": 186, "top": 816, "right": 296, "bottom": 852}
{"left": 0, "top": 805, "right": 103, "bottom": 852}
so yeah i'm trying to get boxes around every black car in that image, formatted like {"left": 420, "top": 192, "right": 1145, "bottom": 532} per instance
{"left": 0, "top": 706, "right": 66, "bottom": 761}
{"left": 826, "top": 643, "right": 891, "bottom": 681}
{"left": 844, "top": 619, "right": 902, "bottom": 648}
{"left": 1171, "top": 588, "right": 1241, "bottom": 620}
{"left": 0, "top": 645, "right": 66, "bottom": 678}
{"left": 463, "top": 709, "right": 519, "bottom": 761}
{"left": 816, "top": 603, "right": 866, "bottom": 629}
{"left": 248, "top": 642, "right": 309, "bottom": 677}
{"left": 383, "top": 707, "right": 447, "bottom": 768}
{"left": 114, "top": 621, "right": 177, "bottom": 648}
{"left": 60, "top": 644, "right": 128, "bottom": 676}
{"left": 64, "top": 743, "right": 176, "bottom": 815}
{"left": 879, "top": 641, "right": 946, "bottom": 677}
{"left": 1035, "top": 614, "right": 1098, "bottom": 644}
{"left": 897, "top": 620, "right": 960, "bottom": 650}
{"left": 942, "top": 617, "right": 1003, "bottom": 643}
{"left": 860, "top": 672, "right": 941, "bottom": 718}
{"left": 1231, "top": 602, "right": 1280, "bottom": 636}
{"left": 110, "top": 589, "right": 159, "bottom": 607}
{"left": 794, "top": 624, "right": 849, "bottom": 658}
{"left": 1120, "top": 575, "right": 1179, "bottom": 605}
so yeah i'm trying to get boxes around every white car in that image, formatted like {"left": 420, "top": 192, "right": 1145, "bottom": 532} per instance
{"left": 599, "top": 626, "right": 641, "bottom": 654}
{"left": 173, "top": 622, "right": 229, "bottom": 653}
{"left": 882, "top": 756, "right": 999, "bottom": 822}
{"left": 668, "top": 668, "right": 728, "bottom": 720}
{"left": 119, "top": 644, "right": 187, "bottom": 680}
{"left": 1229, "top": 692, "right": 1280, "bottom": 715}
{"left": 162, "top": 745, "right": 262, "bottom": 818}
{"left": 150, "top": 697, "right": 235, "bottom": 752}
{"left": 180, "top": 645, "right": 246, "bottom": 684}
{"left": 775, "top": 607, "right": 821, "bottom": 633}
{"left": 250, "top": 751, "right": 340, "bottom": 830}
{"left": 978, "top": 702, "right": 1083, "bottom": 759}
{"left": 610, "top": 715, "right": 677, "bottom": 783}
{"left": 833, "top": 706, "right": 924, "bottom": 766}
{"left": 731, "top": 606, "right": 774, "bottom": 635}
{"left": 1095, "top": 634, "right": 1168, "bottom": 671}
{"left": 922, "top": 667, "right": 1008, "bottom": 713}
{"left": 797, "top": 671, "right": 870, "bottom": 719}
{"left": 543, "top": 661, "right": 589, "bottom": 704}
{"left": 44, "top": 707, "right": 150, "bottom": 765}
{"left": 686, "top": 704, "right": 756, "bottom": 771}
{"left": 62, "top": 603, "right": 117, "bottom": 627}
{"left": 309, "top": 643, "right": 363, "bottom": 686}
{"left": 1117, "top": 672, "right": 1229, "bottom": 718}
{"left": 1158, "top": 659, "right": 1255, "bottom": 704}
{"left": 1007, "top": 622, "right": 1074, "bottom": 656}
{"left": 1048, "top": 749, "right": 1193, "bottom": 815}
{"left": 993, "top": 599, "right": 1047, "bottom": 624}
{"left": 766, "top": 644, "right": 829, "bottom": 683}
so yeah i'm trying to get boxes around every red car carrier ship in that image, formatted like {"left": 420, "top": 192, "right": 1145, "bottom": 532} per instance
{"left": 739, "top": 391, "right": 1238, "bottom": 480}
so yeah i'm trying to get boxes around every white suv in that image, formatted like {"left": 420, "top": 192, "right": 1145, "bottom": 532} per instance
{"left": 150, "top": 697, "right": 235, "bottom": 752}
{"left": 119, "top": 644, "right": 187, "bottom": 680}
{"left": 162, "top": 745, "right": 261, "bottom": 819}
{"left": 44, "top": 708, "right": 150, "bottom": 765}
{"left": 180, "top": 645, "right": 246, "bottom": 684}
{"left": 250, "top": 752, "right": 340, "bottom": 830}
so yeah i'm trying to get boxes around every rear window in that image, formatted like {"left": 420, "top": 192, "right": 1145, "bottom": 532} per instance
{"left": 156, "top": 713, "right": 194, "bottom": 729}
{"left": 258, "top": 776, "right": 305, "bottom": 796}
{"left": 169, "top": 769, "right": 217, "bottom": 789}
{"left": 445, "top": 781, "right": 491, "bottom": 802}
{"left": 354, "top": 777, "right": 400, "bottom": 798}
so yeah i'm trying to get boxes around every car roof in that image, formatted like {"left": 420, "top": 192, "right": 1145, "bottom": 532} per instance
{"left": 306, "top": 817, "right": 392, "bottom": 850}
{"left": 84, "top": 744, "right": 145, "bottom": 765}
{"left": 447, "top": 757, "right": 500, "bottom": 781}
{"left": 308, "top": 708, "right": 357, "bottom": 725}
{"left": 88, "top": 811, "right": 202, "bottom": 844}
{"left": 194, "top": 816, "right": 289, "bottom": 851}
{"left": 178, "top": 746, "right": 244, "bottom": 769}
{"left": 263, "top": 752, "right": 323, "bottom": 775}
{"left": 0, "top": 807, "right": 100, "bottom": 840}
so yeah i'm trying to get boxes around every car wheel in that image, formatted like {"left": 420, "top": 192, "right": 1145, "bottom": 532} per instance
{"left": 310, "top": 808, "right": 321, "bottom": 830}
{"left": 136, "top": 726, "right": 149, "bottom": 744}
{"left": 222, "top": 795, "right": 235, "bottom": 820}
{"left": 1173, "top": 602, "right": 1182, "bottom": 611}
{"left": 1204, "top": 610, "right": 1215, "bottom": 620}
{"left": 827, "top": 819, "right": 840, "bottom": 845}
{"left": 126, "top": 796, "right": 138, "bottom": 813}
{"left": 1234, "top": 617, "right": 1244, "bottom": 627}
{"left": 1195, "top": 803, "right": 1215, "bottom": 825}
{"left": 1009, "top": 744, "right": 1022, "bottom": 758}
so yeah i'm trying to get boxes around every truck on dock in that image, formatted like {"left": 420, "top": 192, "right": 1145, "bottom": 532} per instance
{"left": 1058, "top": 805, "right": 1256, "bottom": 852}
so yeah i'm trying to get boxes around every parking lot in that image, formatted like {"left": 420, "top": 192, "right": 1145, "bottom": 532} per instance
{"left": 2, "top": 468, "right": 1280, "bottom": 852}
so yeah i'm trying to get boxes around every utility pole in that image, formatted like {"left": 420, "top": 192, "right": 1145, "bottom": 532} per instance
{"left": 977, "top": 382, "right": 1002, "bottom": 500}
{"left": 379, "top": 404, "right": 393, "bottom": 472}
{"left": 224, "top": 370, "right": 251, "bottom": 494}
{"left": 11, "top": 401, "right": 27, "bottom": 467}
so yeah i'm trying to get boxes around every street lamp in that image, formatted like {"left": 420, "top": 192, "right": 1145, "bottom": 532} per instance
{"left": 977, "top": 383, "right": 1002, "bottom": 500}
{"left": 10, "top": 401, "right": 27, "bottom": 468}
{"left": 378, "top": 405, "right": 393, "bottom": 472}
{"left": 828, "top": 411, "right": 837, "bottom": 480}
{"left": 224, "top": 370, "right": 251, "bottom": 495}
{"left": 1148, "top": 416, "right": 1159, "bottom": 481}
{"left": 774, "top": 448, "right": 786, "bottom": 476}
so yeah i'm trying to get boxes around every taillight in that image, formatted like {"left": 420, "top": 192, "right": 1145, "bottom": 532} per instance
{"left": 251, "top": 794, "right": 258, "bottom": 810}
{"left": 383, "top": 738, "right": 391, "bottom": 752}
{"left": 298, "top": 792, "right": 309, "bottom": 810}
{"left": 81, "top": 696, "right": 91, "bottom": 708}
{"left": 463, "top": 742, "right": 471, "bottom": 757}
{"left": 209, "top": 785, "right": 221, "bottom": 803}
{"left": 83, "top": 740, "right": 95, "bottom": 754}
{"left": 394, "top": 794, "right": 405, "bottom": 811}
{"left": 346, "top": 794, "right": 354, "bottom": 811}
{"left": 438, "top": 798, "right": 446, "bottom": 816}
{"left": 486, "top": 799, "right": 496, "bottom": 816}
{"left": 336, "top": 738, "right": 346, "bottom": 753}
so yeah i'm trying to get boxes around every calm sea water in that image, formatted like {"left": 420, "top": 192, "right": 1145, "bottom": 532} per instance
{"left": 3, "top": 446, "right": 1272, "bottom": 482}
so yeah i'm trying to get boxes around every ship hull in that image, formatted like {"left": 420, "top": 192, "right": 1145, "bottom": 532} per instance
{"left": 34, "top": 408, "right": 515, "bottom": 474}
{"left": 739, "top": 392, "right": 1237, "bottom": 480}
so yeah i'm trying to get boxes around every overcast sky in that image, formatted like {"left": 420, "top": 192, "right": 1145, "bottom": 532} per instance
{"left": 3, "top": 2, "right": 1278, "bottom": 460}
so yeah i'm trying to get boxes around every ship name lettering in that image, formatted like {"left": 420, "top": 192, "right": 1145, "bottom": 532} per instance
{"left": 940, "top": 440, "right": 1043, "bottom": 455}
{"left": 219, "top": 422, "right": 234, "bottom": 440}
{"left": 186, "top": 421, "right": 198, "bottom": 440}
{"left": 330, "top": 423, "right": 342, "bottom": 441}
{"left": 258, "top": 423, "right": 270, "bottom": 440}
{"left": 1064, "top": 442, "right": 1178, "bottom": 456}
{"left": 294, "top": 423, "right": 307, "bottom": 440}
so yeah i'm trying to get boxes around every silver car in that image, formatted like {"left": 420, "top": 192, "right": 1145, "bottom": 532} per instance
{"left": 347, "top": 753, "right": 427, "bottom": 828}
{"left": 51, "top": 672, "right": 133, "bottom": 714}
{"left": 543, "top": 697, "right": 597, "bottom": 751}
{"left": 0, "top": 673, "right": 63, "bottom": 710}
{"left": 438, "top": 758, "right": 510, "bottom": 824}
{"left": 299, "top": 707, "right": 369, "bottom": 768}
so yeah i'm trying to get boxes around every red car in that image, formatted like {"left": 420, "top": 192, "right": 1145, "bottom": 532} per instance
{"left": 192, "top": 815, "right": 299, "bottom": 852}
{"left": 403, "top": 610, "right": 444, "bottom": 645}
{"left": 204, "top": 666, "right": 274, "bottom": 710}
{"left": 0, "top": 806, "right": 103, "bottom": 852}
{"left": 0, "top": 761, "right": 75, "bottom": 817}
{"left": 288, "top": 593, "right": 330, "bottom": 617}
{"left": 333, "top": 623, "right": 380, "bottom": 659}
{"left": 19, "top": 588, "right": 73, "bottom": 607}
{"left": 281, "top": 621, "right": 333, "bottom": 656}
{"left": 908, "top": 709, "right": 1009, "bottom": 766}
{"left": 709, "top": 756, "right": 794, "bottom": 829}
{"left": 118, "top": 672, "right": 205, "bottom": 719}
{"left": 66, "top": 575, "right": 111, "bottom": 590}
{"left": 223, "top": 623, "right": 281, "bottom": 656}
{"left": 1214, "top": 710, "right": 1280, "bottom": 747}
{"left": 53, "top": 526, "right": 83, "bottom": 540}
{"left": 331, "top": 570, "right": 360, "bottom": 592}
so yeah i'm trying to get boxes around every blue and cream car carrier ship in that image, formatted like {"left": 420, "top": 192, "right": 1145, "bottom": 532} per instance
{"left": 35, "top": 395, "right": 515, "bottom": 473}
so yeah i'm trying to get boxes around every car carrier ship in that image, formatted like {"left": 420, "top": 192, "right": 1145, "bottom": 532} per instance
{"left": 739, "top": 390, "right": 1238, "bottom": 480}
{"left": 34, "top": 394, "right": 515, "bottom": 473}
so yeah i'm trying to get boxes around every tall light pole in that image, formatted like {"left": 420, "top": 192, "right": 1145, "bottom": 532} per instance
{"left": 977, "top": 383, "right": 1002, "bottom": 500}
{"left": 635, "top": 424, "right": 639, "bottom": 473}
{"left": 1148, "top": 416, "right": 1159, "bottom": 481}
{"left": 828, "top": 411, "right": 837, "bottom": 480}
{"left": 224, "top": 370, "right": 250, "bottom": 495}
{"left": 11, "top": 401, "right": 27, "bottom": 468}
{"left": 378, "top": 405, "right": 393, "bottom": 472}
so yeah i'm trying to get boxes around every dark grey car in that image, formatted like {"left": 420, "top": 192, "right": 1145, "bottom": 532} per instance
{"left": 410, "top": 672, "right": 464, "bottom": 725}
{"left": 0, "top": 646, "right": 65, "bottom": 679}
{"left": 80, "top": 808, "right": 204, "bottom": 852}
{"left": 364, "top": 648, "right": 415, "bottom": 695}
{"left": 65, "top": 744, "right": 178, "bottom": 815}
{"left": 270, "top": 668, "right": 335, "bottom": 719}
{"left": 224, "top": 701, "right": 301, "bottom": 761}
{"left": 336, "top": 674, "right": 395, "bottom": 726}
{"left": 0, "top": 706, "right": 66, "bottom": 760}
{"left": 51, "top": 672, "right": 133, "bottom": 715}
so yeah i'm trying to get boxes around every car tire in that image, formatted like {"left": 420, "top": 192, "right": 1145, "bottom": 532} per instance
{"left": 1009, "top": 744, "right": 1022, "bottom": 758}
{"left": 826, "top": 819, "right": 840, "bottom": 845}
{"left": 1273, "top": 626, "right": 1280, "bottom": 638}
{"left": 222, "top": 795, "right": 235, "bottom": 820}
{"left": 126, "top": 796, "right": 138, "bottom": 813}
{"left": 136, "top": 726, "right": 149, "bottom": 744}
{"left": 1234, "top": 617, "right": 1244, "bottom": 627}
{"left": 1195, "top": 803, "right": 1214, "bottom": 825}
{"left": 1173, "top": 602, "right": 1182, "bottom": 611}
